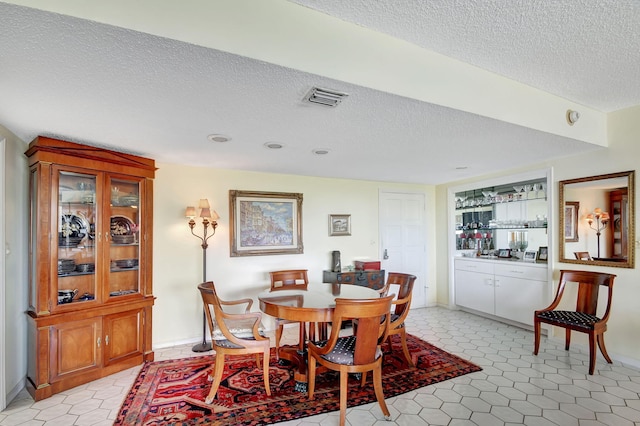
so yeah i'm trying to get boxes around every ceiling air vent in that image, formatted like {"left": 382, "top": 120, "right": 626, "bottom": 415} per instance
{"left": 304, "top": 87, "right": 348, "bottom": 107}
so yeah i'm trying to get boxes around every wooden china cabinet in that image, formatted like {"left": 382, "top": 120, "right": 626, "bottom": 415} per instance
{"left": 25, "top": 136, "right": 156, "bottom": 401}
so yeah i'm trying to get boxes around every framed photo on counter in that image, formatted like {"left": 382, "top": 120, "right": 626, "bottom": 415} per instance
{"left": 523, "top": 250, "right": 537, "bottom": 262}
{"left": 497, "top": 249, "right": 511, "bottom": 258}
{"left": 537, "top": 246, "right": 548, "bottom": 262}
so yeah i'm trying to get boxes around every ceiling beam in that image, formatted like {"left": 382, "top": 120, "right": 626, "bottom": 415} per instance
{"left": 5, "top": 0, "right": 606, "bottom": 147}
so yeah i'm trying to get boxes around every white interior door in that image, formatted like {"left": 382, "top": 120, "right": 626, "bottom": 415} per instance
{"left": 379, "top": 191, "right": 427, "bottom": 308}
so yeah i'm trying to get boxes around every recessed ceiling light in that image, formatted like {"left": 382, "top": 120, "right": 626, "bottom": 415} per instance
{"left": 312, "top": 148, "right": 330, "bottom": 155}
{"left": 207, "top": 134, "right": 231, "bottom": 143}
{"left": 264, "top": 142, "right": 284, "bottom": 149}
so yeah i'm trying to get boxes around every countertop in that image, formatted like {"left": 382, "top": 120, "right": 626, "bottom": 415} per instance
{"left": 454, "top": 255, "right": 547, "bottom": 268}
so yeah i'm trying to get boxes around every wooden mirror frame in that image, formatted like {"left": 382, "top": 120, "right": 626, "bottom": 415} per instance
{"left": 559, "top": 170, "right": 635, "bottom": 268}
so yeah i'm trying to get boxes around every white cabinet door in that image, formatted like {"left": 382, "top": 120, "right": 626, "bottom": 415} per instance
{"left": 455, "top": 269, "right": 494, "bottom": 315}
{"left": 494, "top": 275, "right": 547, "bottom": 325}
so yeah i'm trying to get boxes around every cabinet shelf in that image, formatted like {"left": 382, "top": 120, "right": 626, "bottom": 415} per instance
{"left": 456, "top": 226, "right": 547, "bottom": 232}
{"left": 455, "top": 193, "right": 547, "bottom": 211}
{"left": 110, "top": 267, "right": 139, "bottom": 273}
{"left": 57, "top": 271, "right": 95, "bottom": 278}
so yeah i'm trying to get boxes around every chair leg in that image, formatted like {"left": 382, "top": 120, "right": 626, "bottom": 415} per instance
{"left": 300, "top": 322, "right": 308, "bottom": 349}
{"left": 317, "top": 322, "right": 328, "bottom": 341}
{"left": 255, "top": 353, "right": 261, "bottom": 368}
{"left": 385, "top": 335, "right": 392, "bottom": 353}
{"left": 205, "top": 354, "right": 225, "bottom": 404}
{"left": 307, "top": 355, "right": 317, "bottom": 400}
{"left": 339, "top": 370, "right": 348, "bottom": 426}
{"left": 373, "top": 364, "right": 391, "bottom": 420}
{"left": 588, "top": 332, "right": 597, "bottom": 375}
{"left": 275, "top": 323, "right": 283, "bottom": 361}
{"left": 533, "top": 319, "right": 541, "bottom": 355}
{"left": 300, "top": 322, "right": 320, "bottom": 344}
{"left": 399, "top": 330, "right": 415, "bottom": 368}
{"left": 565, "top": 328, "right": 572, "bottom": 350}
{"left": 262, "top": 348, "right": 271, "bottom": 396}
{"left": 597, "top": 333, "right": 613, "bottom": 364}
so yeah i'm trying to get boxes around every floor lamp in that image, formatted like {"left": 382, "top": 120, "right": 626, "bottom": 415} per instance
{"left": 186, "top": 199, "right": 220, "bottom": 352}
{"left": 587, "top": 208, "right": 609, "bottom": 259}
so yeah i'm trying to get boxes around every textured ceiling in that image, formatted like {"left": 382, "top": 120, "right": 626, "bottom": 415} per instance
{"left": 292, "top": 0, "right": 640, "bottom": 113}
{"left": 1, "top": 1, "right": 637, "bottom": 185}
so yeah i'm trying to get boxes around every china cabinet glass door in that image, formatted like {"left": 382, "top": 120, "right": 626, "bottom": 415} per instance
{"left": 107, "top": 176, "right": 141, "bottom": 298}
{"left": 56, "top": 170, "right": 98, "bottom": 306}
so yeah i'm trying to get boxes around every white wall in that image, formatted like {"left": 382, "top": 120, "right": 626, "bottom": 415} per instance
{"left": 0, "top": 127, "right": 28, "bottom": 407}
{"left": 436, "top": 104, "right": 640, "bottom": 366}
{"left": 152, "top": 163, "right": 435, "bottom": 347}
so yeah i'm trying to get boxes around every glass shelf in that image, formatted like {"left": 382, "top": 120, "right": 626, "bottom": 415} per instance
{"left": 456, "top": 225, "right": 547, "bottom": 232}
{"left": 455, "top": 193, "right": 547, "bottom": 211}
{"left": 110, "top": 267, "right": 139, "bottom": 273}
{"left": 57, "top": 271, "right": 95, "bottom": 277}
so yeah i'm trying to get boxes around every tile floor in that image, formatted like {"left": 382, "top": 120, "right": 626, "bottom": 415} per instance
{"left": 2, "top": 306, "right": 640, "bottom": 425}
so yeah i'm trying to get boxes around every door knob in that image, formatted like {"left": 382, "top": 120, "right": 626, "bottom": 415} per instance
{"left": 383, "top": 249, "right": 389, "bottom": 260}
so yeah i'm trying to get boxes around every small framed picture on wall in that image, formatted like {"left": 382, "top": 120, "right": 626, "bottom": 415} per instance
{"left": 329, "top": 214, "right": 351, "bottom": 236}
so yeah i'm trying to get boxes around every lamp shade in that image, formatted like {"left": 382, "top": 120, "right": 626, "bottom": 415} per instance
{"left": 198, "top": 198, "right": 211, "bottom": 209}
{"left": 210, "top": 210, "right": 220, "bottom": 221}
{"left": 199, "top": 207, "right": 211, "bottom": 219}
{"left": 185, "top": 206, "right": 197, "bottom": 218}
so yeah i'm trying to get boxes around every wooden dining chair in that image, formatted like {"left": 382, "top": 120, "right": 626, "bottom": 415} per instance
{"left": 269, "top": 269, "right": 309, "bottom": 360}
{"left": 198, "top": 281, "right": 271, "bottom": 403}
{"left": 574, "top": 251, "right": 593, "bottom": 261}
{"left": 534, "top": 270, "right": 616, "bottom": 375}
{"left": 307, "top": 295, "right": 395, "bottom": 426}
{"left": 384, "top": 272, "right": 417, "bottom": 368}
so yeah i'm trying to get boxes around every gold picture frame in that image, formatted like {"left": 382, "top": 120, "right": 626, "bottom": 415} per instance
{"left": 229, "top": 190, "right": 303, "bottom": 257}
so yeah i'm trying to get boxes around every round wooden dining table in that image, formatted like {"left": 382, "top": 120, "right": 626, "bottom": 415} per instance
{"left": 258, "top": 283, "right": 380, "bottom": 391}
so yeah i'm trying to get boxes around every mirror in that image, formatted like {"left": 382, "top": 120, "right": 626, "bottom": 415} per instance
{"left": 559, "top": 170, "right": 635, "bottom": 268}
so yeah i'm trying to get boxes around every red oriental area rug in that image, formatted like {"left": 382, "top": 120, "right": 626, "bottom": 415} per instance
{"left": 115, "top": 334, "right": 481, "bottom": 425}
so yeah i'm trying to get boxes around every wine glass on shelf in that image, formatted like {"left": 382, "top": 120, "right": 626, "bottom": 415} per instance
{"left": 520, "top": 241, "right": 528, "bottom": 252}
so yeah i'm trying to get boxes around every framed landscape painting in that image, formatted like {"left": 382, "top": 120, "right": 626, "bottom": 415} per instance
{"left": 229, "top": 190, "right": 303, "bottom": 256}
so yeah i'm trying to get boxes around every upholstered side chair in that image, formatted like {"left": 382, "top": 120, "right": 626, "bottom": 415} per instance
{"left": 534, "top": 270, "right": 616, "bottom": 375}
{"left": 198, "top": 281, "right": 271, "bottom": 403}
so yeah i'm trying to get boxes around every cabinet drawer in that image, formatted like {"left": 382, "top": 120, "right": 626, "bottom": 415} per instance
{"left": 455, "top": 259, "right": 494, "bottom": 275}
{"left": 494, "top": 263, "right": 547, "bottom": 281}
